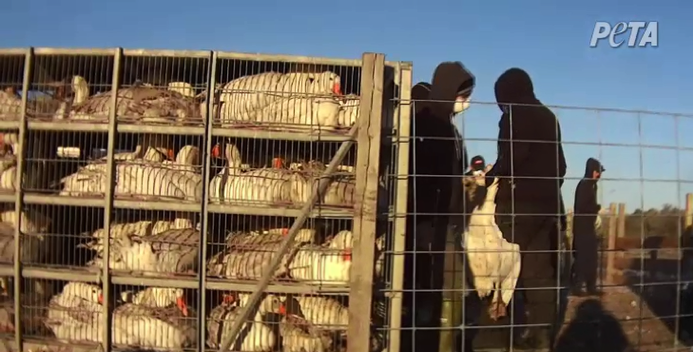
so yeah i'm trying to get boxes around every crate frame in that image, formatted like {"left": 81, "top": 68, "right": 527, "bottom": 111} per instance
{"left": 0, "top": 47, "right": 413, "bottom": 352}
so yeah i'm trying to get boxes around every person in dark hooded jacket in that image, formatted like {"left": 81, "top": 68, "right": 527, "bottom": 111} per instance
{"left": 402, "top": 62, "right": 475, "bottom": 352}
{"left": 485, "top": 67, "right": 567, "bottom": 349}
{"left": 571, "top": 157, "right": 605, "bottom": 296}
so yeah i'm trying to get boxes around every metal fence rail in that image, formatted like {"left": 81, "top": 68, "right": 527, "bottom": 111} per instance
{"left": 380, "top": 92, "right": 693, "bottom": 352}
{"left": 0, "top": 48, "right": 410, "bottom": 352}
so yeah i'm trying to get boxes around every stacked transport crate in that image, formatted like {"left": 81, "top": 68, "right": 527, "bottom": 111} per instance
{"left": 0, "top": 48, "right": 413, "bottom": 352}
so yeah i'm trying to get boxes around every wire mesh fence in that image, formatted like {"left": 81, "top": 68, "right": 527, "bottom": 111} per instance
{"left": 0, "top": 48, "right": 404, "bottom": 352}
{"left": 4, "top": 47, "right": 692, "bottom": 352}
{"left": 381, "top": 77, "right": 693, "bottom": 352}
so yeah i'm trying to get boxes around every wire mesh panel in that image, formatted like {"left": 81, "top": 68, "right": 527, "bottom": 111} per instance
{"left": 118, "top": 50, "right": 210, "bottom": 129}
{"left": 0, "top": 48, "right": 396, "bottom": 352}
{"left": 0, "top": 49, "right": 26, "bottom": 126}
{"left": 212, "top": 52, "right": 361, "bottom": 135}
{"left": 27, "top": 48, "right": 115, "bottom": 125}
{"left": 382, "top": 68, "right": 693, "bottom": 352}
{"left": 199, "top": 51, "right": 388, "bottom": 352}
{"left": 0, "top": 129, "right": 20, "bottom": 198}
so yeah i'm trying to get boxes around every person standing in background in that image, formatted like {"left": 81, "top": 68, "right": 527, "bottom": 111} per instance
{"left": 485, "top": 67, "right": 567, "bottom": 350}
{"left": 571, "top": 157, "right": 606, "bottom": 296}
{"left": 466, "top": 155, "right": 486, "bottom": 176}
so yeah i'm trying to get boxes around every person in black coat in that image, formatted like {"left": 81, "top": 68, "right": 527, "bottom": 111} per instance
{"left": 402, "top": 62, "right": 475, "bottom": 352}
{"left": 485, "top": 67, "right": 567, "bottom": 350}
{"left": 571, "top": 157, "right": 605, "bottom": 296}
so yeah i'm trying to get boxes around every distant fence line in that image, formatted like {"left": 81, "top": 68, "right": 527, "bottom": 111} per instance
{"left": 565, "top": 193, "right": 693, "bottom": 283}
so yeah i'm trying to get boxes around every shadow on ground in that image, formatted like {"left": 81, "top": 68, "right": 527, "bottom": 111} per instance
{"left": 617, "top": 225, "right": 693, "bottom": 347}
{"left": 555, "top": 299, "right": 632, "bottom": 352}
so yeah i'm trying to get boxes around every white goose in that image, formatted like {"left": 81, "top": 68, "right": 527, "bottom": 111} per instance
{"left": 217, "top": 71, "right": 356, "bottom": 129}
{"left": 114, "top": 287, "right": 196, "bottom": 351}
{"left": 0, "top": 87, "right": 21, "bottom": 120}
{"left": 288, "top": 230, "right": 353, "bottom": 285}
{"left": 207, "top": 293, "right": 282, "bottom": 352}
{"left": 85, "top": 217, "right": 195, "bottom": 244}
{"left": 83, "top": 226, "right": 200, "bottom": 275}
{"left": 52, "top": 76, "right": 199, "bottom": 123}
{"left": 283, "top": 296, "right": 349, "bottom": 331}
{"left": 0, "top": 208, "right": 52, "bottom": 296}
{"left": 209, "top": 142, "right": 292, "bottom": 205}
{"left": 0, "top": 132, "right": 18, "bottom": 191}
{"left": 120, "top": 287, "right": 188, "bottom": 315}
{"left": 207, "top": 228, "right": 315, "bottom": 280}
{"left": 167, "top": 82, "right": 196, "bottom": 99}
{"left": 46, "top": 283, "right": 195, "bottom": 351}
{"left": 277, "top": 296, "right": 334, "bottom": 352}
{"left": 60, "top": 145, "right": 203, "bottom": 201}
{"left": 44, "top": 282, "right": 103, "bottom": 342}
{"left": 162, "top": 145, "right": 200, "bottom": 173}
{"left": 337, "top": 94, "right": 360, "bottom": 128}
{"left": 288, "top": 161, "right": 356, "bottom": 207}
{"left": 463, "top": 175, "right": 521, "bottom": 320}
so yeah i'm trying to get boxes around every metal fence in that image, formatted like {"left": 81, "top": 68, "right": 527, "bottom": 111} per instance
{"left": 4, "top": 47, "right": 692, "bottom": 352}
{"left": 380, "top": 90, "right": 693, "bottom": 352}
{"left": 0, "top": 47, "right": 413, "bottom": 352}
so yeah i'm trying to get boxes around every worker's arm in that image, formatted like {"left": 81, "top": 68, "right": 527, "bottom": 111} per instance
{"left": 487, "top": 113, "right": 531, "bottom": 180}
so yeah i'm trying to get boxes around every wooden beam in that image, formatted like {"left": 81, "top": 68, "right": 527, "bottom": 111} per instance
{"left": 606, "top": 203, "right": 618, "bottom": 284}
{"left": 685, "top": 193, "right": 693, "bottom": 229}
{"left": 617, "top": 203, "right": 626, "bottom": 238}
{"left": 347, "top": 52, "right": 386, "bottom": 352}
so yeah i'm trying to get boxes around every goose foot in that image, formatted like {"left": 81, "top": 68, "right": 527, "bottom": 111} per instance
{"left": 488, "top": 298, "right": 507, "bottom": 321}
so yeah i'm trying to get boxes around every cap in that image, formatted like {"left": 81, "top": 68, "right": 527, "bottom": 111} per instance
{"left": 587, "top": 157, "right": 606, "bottom": 173}
{"left": 470, "top": 155, "right": 485, "bottom": 171}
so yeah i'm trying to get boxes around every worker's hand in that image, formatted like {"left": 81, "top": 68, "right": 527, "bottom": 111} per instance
{"left": 595, "top": 215, "right": 602, "bottom": 230}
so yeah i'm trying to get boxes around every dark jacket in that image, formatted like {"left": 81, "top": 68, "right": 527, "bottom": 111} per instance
{"left": 408, "top": 62, "right": 474, "bottom": 222}
{"left": 573, "top": 158, "right": 603, "bottom": 233}
{"left": 487, "top": 68, "right": 567, "bottom": 213}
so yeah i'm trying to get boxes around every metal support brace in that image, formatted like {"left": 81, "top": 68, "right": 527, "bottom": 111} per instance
{"left": 218, "top": 125, "right": 359, "bottom": 352}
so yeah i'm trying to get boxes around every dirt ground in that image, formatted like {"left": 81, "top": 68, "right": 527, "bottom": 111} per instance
{"left": 555, "top": 250, "right": 690, "bottom": 352}
{"left": 557, "top": 286, "right": 687, "bottom": 352}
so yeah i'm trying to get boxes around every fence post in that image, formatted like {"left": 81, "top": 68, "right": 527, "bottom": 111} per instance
{"left": 617, "top": 203, "right": 626, "bottom": 260}
{"left": 685, "top": 193, "right": 692, "bottom": 229}
{"left": 347, "top": 52, "right": 385, "bottom": 352}
{"left": 617, "top": 203, "right": 626, "bottom": 238}
{"left": 606, "top": 203, "right": 619, "bottom": 284}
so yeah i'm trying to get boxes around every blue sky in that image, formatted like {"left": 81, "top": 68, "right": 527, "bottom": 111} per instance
{"left": 2, "top": 0, "right": 691, "bottom": 211}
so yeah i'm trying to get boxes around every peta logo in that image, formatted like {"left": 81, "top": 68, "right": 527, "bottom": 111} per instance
{"left": 589, "top": 21, "right": 659, "bottom": 48}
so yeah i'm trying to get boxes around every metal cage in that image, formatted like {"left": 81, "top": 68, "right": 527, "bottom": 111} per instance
{"left": 0, "top": 47, "right": 410, "bottom": 352}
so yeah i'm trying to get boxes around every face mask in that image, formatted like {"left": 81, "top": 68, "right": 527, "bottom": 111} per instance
{"left": 453, "top": 95, "right": 471, "bottom": 114}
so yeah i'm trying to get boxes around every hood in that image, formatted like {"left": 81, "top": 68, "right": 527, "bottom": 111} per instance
{"left": 429, "top": 62, "right": 475, "bottom": 119}
{"left": 584, "top": 157, "right": 605, "bottom": 177}
{"left": 412, "top": 82, "right": 432, "bottom": 115}
{"left": 412, "top": 82, "right": 432, "bottom": 100}
{"left": 494, "top": 68, "right": 537, "bottom": 111}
